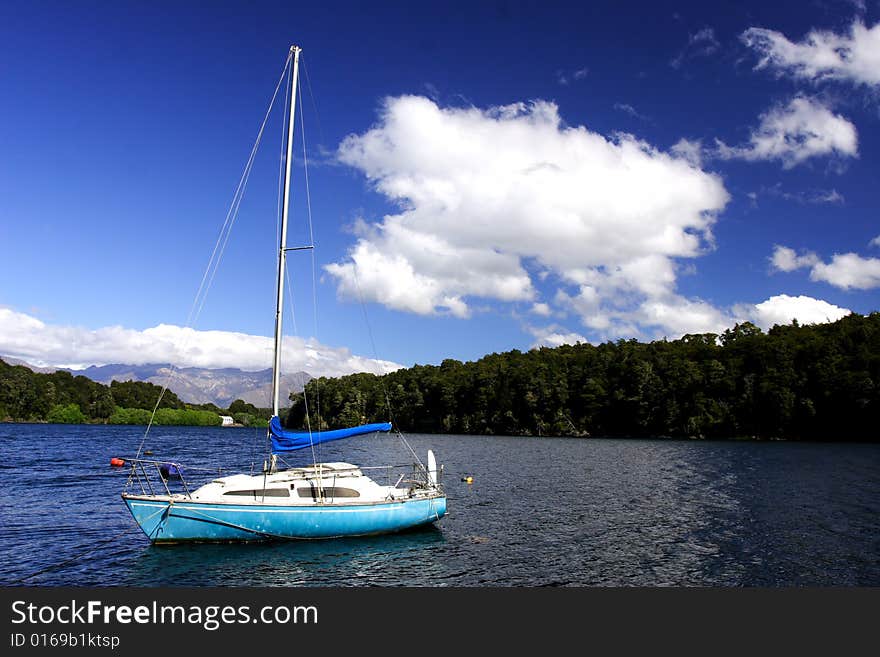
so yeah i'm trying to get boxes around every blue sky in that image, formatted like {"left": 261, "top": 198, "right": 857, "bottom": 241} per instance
{"left": 1, "top": 0, "right": 878, "bottom": 376}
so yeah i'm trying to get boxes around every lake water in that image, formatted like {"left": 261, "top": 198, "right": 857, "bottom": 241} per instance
{"left": 1, "top": 424, "right": 878, "bottom": 586}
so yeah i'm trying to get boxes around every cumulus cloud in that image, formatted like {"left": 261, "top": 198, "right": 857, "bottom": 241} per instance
{"left": 330, "top": 95, "right": 729, "bottom": 336}
{"left": 540, "top": 290, "right": 850, "bottom": 344}
{"left": 529, "top": 302, "right": 553, "bottom": 317}
{"left": 715, "top": 96, "right": 858, "bottom": 168}
{"left": 810, "top": 253, "right": 880, "bottom": 289}
{"left": 770, "top": 245, "right": 820, "bottom": 272}
{"left": 746, "top": 294, "right": 851, "bottom": 329}
{"left": 670, "top": 138, "right": 704, "bottom": 167}
{"left": 631, "top": 295, "right": 735, "bottom": 336}
{"left": 741, "top": 20, "right": 880, "bottom": 87}
{"left": 770, "top": 245, "right": 880, "bottom": 290}
{"left": 0, "top": 308, "right": 401, "bottom": 376}
{"left": 527, "top": 324, "right": 588, "bottom": 349}
{"left": 870, "top": 235, "right": 880, "bottom": 248}
{"left": 324, "top": 228, "right": 531, "bottom": 319}
{"left": 634, "top": 293, "right": 849, "bottom": 337}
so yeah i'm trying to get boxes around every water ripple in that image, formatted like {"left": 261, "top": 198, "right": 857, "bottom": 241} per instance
{"left": 1, "top": 426, "right": 878, "bottom": 586}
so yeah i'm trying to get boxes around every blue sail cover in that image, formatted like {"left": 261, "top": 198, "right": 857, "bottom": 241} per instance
{"left": 269, "top": 416, "right": 392, "bottom": 453}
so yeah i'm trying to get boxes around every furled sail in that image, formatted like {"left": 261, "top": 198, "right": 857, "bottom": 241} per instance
{"left": 269, "top": 416, "right": 392, "bottom": 452}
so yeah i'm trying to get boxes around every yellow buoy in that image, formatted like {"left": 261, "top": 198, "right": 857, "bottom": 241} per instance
{"left": 462, "top": 475, "right": 474, "bottom": 484}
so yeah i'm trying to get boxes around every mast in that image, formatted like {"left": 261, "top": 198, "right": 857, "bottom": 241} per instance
{"left": 271, "top": 45, "right": 302, "bottom": 418}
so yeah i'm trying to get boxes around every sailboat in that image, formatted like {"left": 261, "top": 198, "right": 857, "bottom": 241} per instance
{"left": 121, "top": 45, "right": 447, "bottom": 543}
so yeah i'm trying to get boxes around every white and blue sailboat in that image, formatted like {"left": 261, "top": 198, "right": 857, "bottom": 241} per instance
{"left": 121, "top": 45, "right": 447, "bottom": 543}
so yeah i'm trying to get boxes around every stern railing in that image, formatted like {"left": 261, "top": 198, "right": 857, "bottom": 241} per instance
{"left": 123, "top": 458, "right": 224, "bottom": 499}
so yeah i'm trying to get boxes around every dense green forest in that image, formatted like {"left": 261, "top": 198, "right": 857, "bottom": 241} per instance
{"left": 286, "top": 313, "right": 879, "bottom": 441}
{"left": 3, "top": 313, "right": 877, "bottom": 438}
{"left": 0, "top": 359, "right": 269, "bottom": 427}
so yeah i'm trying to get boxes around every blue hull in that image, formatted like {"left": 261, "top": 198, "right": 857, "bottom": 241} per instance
{"left": 122, "top": 494, "right": 447, "bottom": 543}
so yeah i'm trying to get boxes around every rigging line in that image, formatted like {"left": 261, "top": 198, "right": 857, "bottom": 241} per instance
{"left": 298, "top": 70, "right": 323, "bottom": 464}
{"left": 187, "top": 51, "right": 293, "bottom": 349}
{"left": 194, "top": 54, "right": 293, "bottom": 326}
{"left": 299, "top": 73, "right": 316, "bottom": 251}
{"left": 249, "top": 423, "right": 260, "bottom": 475}
{"left": 274, "top": 66, "right": 320, "bottom": 469}
{"left": 349, "top": 263, "right": 423, "bottom": 467}
{"left": 275, "top": 70, "right": 319, "bottom": 468}
{"left": 276, "top": 53, "right": 291, "bottom": 266}
{"left": 283, "top": 254, "right": 319, "bottom": 469}
{"left": 261, "top": 59, "right": 293, "bottom": 470}
{"left": 279, "top": 64, "right": 318, "bottom": 463}
{"left": 301, "top": 56, "right": 327, "bottom": 154}
{"left": 135, "top": 52, "right": 293, "bottom": 458}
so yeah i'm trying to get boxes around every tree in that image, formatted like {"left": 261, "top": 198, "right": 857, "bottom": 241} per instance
{"left": 46, "top": 403, "right": 86, "bottom": 424}
{"left": 228, "top": 399, "right": 259, "bottom": 415}
{"left": 109, "top": 380, "right": 185, "bottom": 411}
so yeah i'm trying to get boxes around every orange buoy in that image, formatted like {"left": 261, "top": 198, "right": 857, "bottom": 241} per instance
{"left": 110, "top": 457, "right": 126, "bottom": 467}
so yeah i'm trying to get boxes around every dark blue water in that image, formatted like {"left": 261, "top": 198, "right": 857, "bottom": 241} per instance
{"left": 1, "top": 424, "right": 878, "bottom": 586}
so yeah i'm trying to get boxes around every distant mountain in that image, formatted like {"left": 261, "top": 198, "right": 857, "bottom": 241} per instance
{"left": 1, "top": 357, "right": 311, "bottom": 408}
{"left": 1, "top": 356, "right": 59, "bottom": 374}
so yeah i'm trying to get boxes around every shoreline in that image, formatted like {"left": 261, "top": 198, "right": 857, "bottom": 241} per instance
{"left": 2, "top": 419, "right": 874, "bottom": 442}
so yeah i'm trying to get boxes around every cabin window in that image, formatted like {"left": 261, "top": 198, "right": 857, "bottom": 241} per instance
{"left": 296, "top": 487, "right": 360, "bottom": 498}
{"left": 224, "top": 488, "right": 290, "bottom": 497}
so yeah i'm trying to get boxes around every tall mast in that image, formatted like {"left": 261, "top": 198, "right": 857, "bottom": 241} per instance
{"left": 271, "top": 45, "right": 301, "bottom": 418}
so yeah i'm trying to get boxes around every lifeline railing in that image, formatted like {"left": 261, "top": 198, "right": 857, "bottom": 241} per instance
{"left": 123, "top": 458, "right": 223, "bottom": 499}
{"left": 360, "top": 463, "right": 443, "bottom": 491}
{"left": 121, "top": 457, "right": 443, "bottom": 499}
{"left": 295, "top": 462, "right": 443, "bottom": 490}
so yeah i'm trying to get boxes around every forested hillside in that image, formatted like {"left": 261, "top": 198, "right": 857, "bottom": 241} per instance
{"left": 4, "top": 313, "right": 877, "bottom": 438}
{"left": 0, "top": 360, "right": 268, "bottom": 426}
{"left": 286, "top": 313, "right": 879, "bottom": 441}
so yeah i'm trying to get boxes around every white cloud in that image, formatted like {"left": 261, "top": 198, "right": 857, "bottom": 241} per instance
{"left": 554, "top": 286, "right": 609, "bottom": 331}
{"left": 671, "top": 27, "right": 721, "bottom": 69}
{"left": 553, "top": 288, "right": 852, "bottom": 341}
{"left": 758, "top": 184, "right": 844, "bottom": 205}
{"left": 527, "top": 324, "right": 587, "bottom": 349}
{"left": 632, "top": 295, "right": 734, "bottom": 336}
{"left": 670, "top": 138, "right": 704, "bottom": 167}
{"left": 715, "top": 97, "right": 858, "bottom": 168}
{"left": 812, "top": 189, "right": 845, "bottom": 204}
{"left": 742, "top": 20, "right": 880, "bottom": 87}
{"left": 324, "top": 222, "right": 533, "bottom": 319}
{"left": 0, "top": 308, "right": 401, "bottom": 376}
{"left": 810, "top": 253, "right": 880, "bottom": 290}
{"left": 331, "top": 95, "right": 729, "bottom": 334}
{"left": 554, "top": 288, "right": 736, "bottom": 340}
{"left": 771, "top": 245, "right": 880, "bottom": 290}
{"left": 614, "top": 102, "right": 650, "bottom": 122}
{"left": 747, "top": 294, "right": 851, "bottom": 329}
{"left": 556, "top": 67, "right": 589, "bottom": 85}
{"left": 870, "top": 235, "right": 880, "bottom": 248}
{"left": 529, "top": 302, "right": 553, "bottom": 317}
{"left": 770, "top": 245, "right": 820, "bottom": 272}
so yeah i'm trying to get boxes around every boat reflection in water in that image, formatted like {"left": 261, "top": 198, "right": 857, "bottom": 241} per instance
{"left": 126, "top": 526, "right": 447, "bottom": 586}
